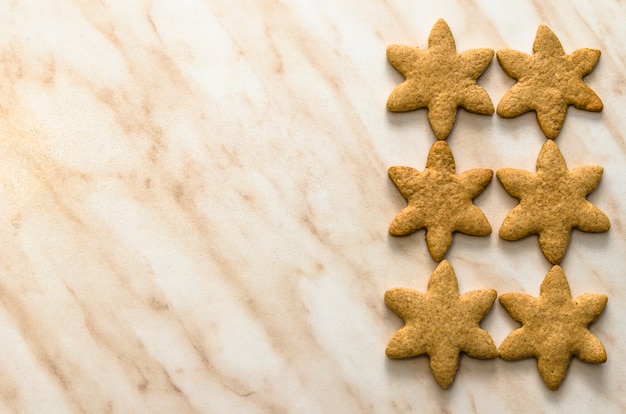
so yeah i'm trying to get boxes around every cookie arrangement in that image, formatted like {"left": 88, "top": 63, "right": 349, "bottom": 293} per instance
{"left": 383, "top": 19, "right": 609, "bottom": 390}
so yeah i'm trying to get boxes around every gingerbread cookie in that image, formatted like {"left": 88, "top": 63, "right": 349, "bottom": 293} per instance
{"left": 497, "top": 25, "right": 603, "bottom": 139}
{"left": 388, "top": 141, "right": 492, "bottom": 261}
{"left": 497, "top": 140, "right": 610, "bottom": 264}
{"left": 386, "top": 18, "right": 494, "bottom": 140}
{"left": 499, "top": 265, "right": 607, "bottom": 389}
{"left": 385, "top": 260, "right": 497, "bottom": 389}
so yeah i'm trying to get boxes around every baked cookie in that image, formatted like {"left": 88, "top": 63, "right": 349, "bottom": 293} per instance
{"left": 386, "top": 18, "right": 494, "bottom": 140}
{"left": 497, "top": 140, "right": 610, "bottom": 264}
{"left": 499, "top": 265, "right": 607, "bottom": 389}
{"left": 497, "top": 25, "right": 603, "bottom": 139}
{"left": 388, "top": 141, "right": 492, "bottom": 261}
{"left": 385, "top": 260, "right": 497, "bottom": 389}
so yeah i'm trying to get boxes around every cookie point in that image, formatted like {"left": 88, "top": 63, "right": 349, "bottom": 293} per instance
{"left": 386, "top": 97, "right": 406, "bottom": 112}
{"left": 434, "top": 17, "right": 449, "bottom": 28}
{"left": 545, "top": 380, "right": 560, "bottom": 391}
{"left": 432, "top": 126, "right": 452, "bottom": 141}
{"left": 587, "top": 95, "right": 604, "bottom": 112}
{"left": 387, "top": 224, "right": 402, "bottom": 236}
{"left": 437, "top": 377, "right": 453, "bottom": 390}
{"left": 484, "top": 288, "right": 498, "bottom": 302}
{"left": 541, "top": 139, "right": 558, "bottom": 150}
{"left": 427, "top": 238, "right": 451, "bottom": 262}
{"left": 387, "top": 166, "right": 401, "bottom": 179}
{"left": 544, "top": 252, "right": 563, "bottom": 265}
{"left": 497, "top": 294, "right": 507, "bottom": 307}
{"left": 545, "top": 131, "right": 560, "bottom": 140}
{"left": 429, "top": 250, "right": 446, "bottom": 263}
{"left": 384, "top": 345, "right": 398, "bottom": 359}
{"left": 495, "top": 103, "right": 511, "bottom": 118}
{"left": 495, "top": 48, "right": 508, "bottom": 61}
{"left": 540, "top": 122, "right": 561, "bottom": 139}
{"left": 537, "top": 24, "right": 555, "bottom": 37}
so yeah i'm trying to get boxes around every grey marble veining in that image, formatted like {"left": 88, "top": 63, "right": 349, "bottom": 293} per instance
{"left": 0, "top": 1, "right": 623, "bottom": 412}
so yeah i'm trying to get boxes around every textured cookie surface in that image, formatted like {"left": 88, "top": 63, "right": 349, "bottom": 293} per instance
{"left": 497, "top": 140, "right": 609, "bottom": 264}
{"left": 499, "top": 265, "right": 607, "bottom": 390}
{"left": 388, "top": 141, "right": 492, "bottom": 261}
{"left": 497, "top": 25, "right": 603, "bottom": 139}
{"left": 386, "top": 18, "right": 494, "bottom": 140}
{"left": 385, "top": 260, "right": 497, "bottom": 389}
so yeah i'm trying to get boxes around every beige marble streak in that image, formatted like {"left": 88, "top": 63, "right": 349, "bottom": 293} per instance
{"left": 0, "top": 0, "right": 622, "bottom": 412}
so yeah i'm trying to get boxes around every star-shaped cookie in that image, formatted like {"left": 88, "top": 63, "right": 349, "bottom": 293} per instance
{"left": 497, "top": 25, "right": 603, "bottom": 139}
{"left": 388, "top": 141, "right": 492, "bottom": 261}
{"left": 385, "top": 260, "right": 497, "bottom": 389}
{"left": 386, "top": 18, "right": 494, "bottom": 140}
{"left": 499, "top": 265, "right": 607, "bottom": 390}
{"left": 497, "top": 140, "right": 609, "bottom": 264}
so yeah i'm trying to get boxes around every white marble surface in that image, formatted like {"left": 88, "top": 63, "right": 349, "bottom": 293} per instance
{"left": 0, "top": 0, "right": 624, "bottom": 412}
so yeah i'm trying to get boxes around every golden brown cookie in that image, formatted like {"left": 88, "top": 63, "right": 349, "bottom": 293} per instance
{"left": 499, "top": 265, "right": 607, "bottom": 390}
{"left": 385, "top": 260, "right": 497, "bottom": 389}
{"left": 497, "top": 25, "right": 603, "bottom": 139}
{"left": 388, "top": 141, "right": 492, "bottom": 261}
{"left": 386, "top": 18, "right": 494, "bottom": 140}
{"left": 497, "top": 140, "right": 609, "bottom": 264}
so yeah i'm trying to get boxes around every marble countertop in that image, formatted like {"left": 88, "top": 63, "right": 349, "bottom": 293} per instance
{"left": 0, "top": 0, "right": 624, "bottom": 412}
